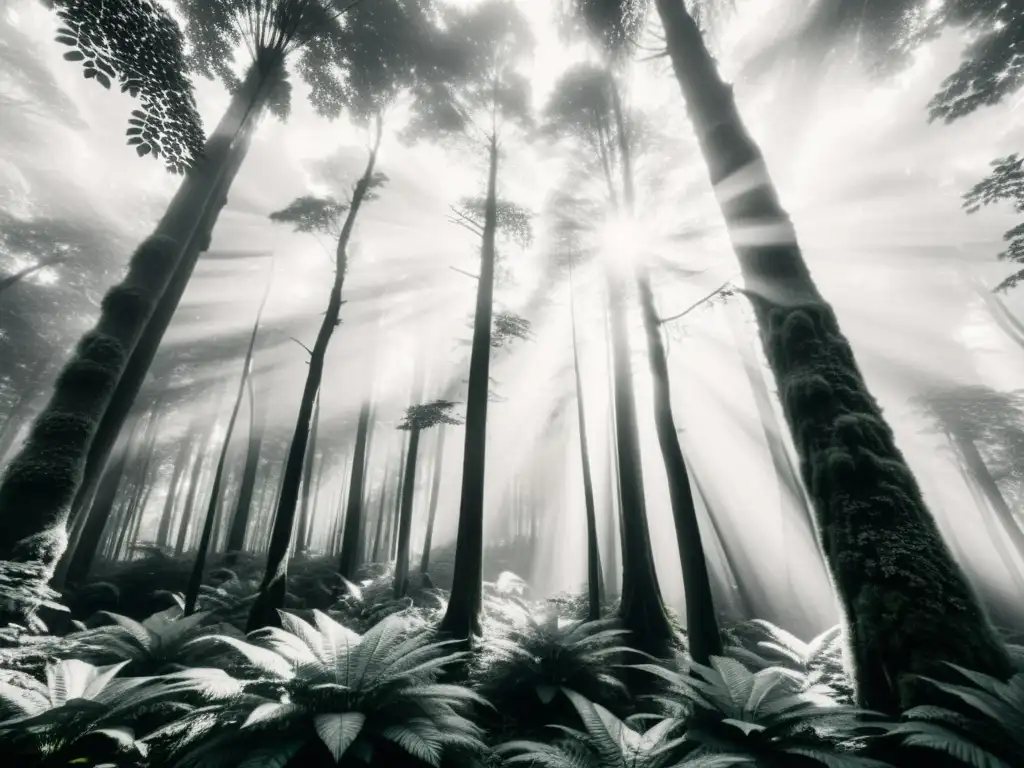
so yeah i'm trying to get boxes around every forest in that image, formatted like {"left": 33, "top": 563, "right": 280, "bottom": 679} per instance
{"left": 0, "top": 0, "right": 1023, "bottom": 765}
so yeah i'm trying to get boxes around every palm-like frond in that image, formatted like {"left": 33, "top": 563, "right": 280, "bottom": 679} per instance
{"left": 498, "top": 689, "right": 684, "bottom": 768}
{"left": 634, "top": 656, "right": 891, "bottom": 766}
{"left": 61, "top": 606, "right": 241, "bottom": 675}
{"left": 889, "top": 664, "right": 1024, "bottom": 767}
{"left": 163, "top": 611, "right": 487, "bottom": 766}
{"left": 476, "top": 613, "right": 636, "bottom": 733}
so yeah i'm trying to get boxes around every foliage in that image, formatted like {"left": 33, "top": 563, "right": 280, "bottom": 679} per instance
{"left": 924, "top": 1, "right": 1024, "bottom": 123}
{"left": 634, "top": 656, "right": 890, "bottom": 765}
{"left": 725, "top": 620, "right": 854, "bottom": 705}
{"left": 61, "top": 606, "right": 240, "bottom": 676}
{"left": 889, "top": 664, "right": 1024, "bottom": 767}
{"left": 51, "top": 0, "right": 205, "bottom": 172}
{"left": 454, "top": 197, "right": 535, "bottom": 250}
{"left": 163, "top": 612, "right": 489, "bottom": 766}
{"left": 402, "top": 0, "right": 535, "bottom": 147}
{"left": 0, "top": 658, "right": 170, "bottom": 766}
{"left": 560, "top": 0, "right": 649, "bottom": 62}
{"left": 496, "top": 688, "right": 681, "bottom": 768}
{"left": 399, "top": 400, "right": 464, "bottom": 432}
{"left": 963, "top": 154, "right": 1024, "bottom": 292}
{"left": 269, "top": 195, "right": 350, "bottom": 237}
{"left": 491, "top": 310, "right": 532, "bottom": 348}
{"left": 474, "top": 615, "right": 636, "bottom": 737}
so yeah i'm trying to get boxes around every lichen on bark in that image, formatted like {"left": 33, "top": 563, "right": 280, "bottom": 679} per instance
{"left": 758, "top": 297, "right": 1012, "bottom": 713}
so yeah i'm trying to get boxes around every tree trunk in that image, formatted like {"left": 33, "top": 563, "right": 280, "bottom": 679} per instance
{"left": 606, "top": 272, "right": 674, "bottom": 654}
{"left": 371, "top": 462, "right": 392, "bottom": 563}
{"left": 386, "top": 432, "right": 408, "bottom": 560}
{"left": 0, "top": 353, "right": 56, "bottom": 466}
{"left": 652, "top": 0, "right": 1011, "bottom": 709}
{"left": 420, "top": 425, "right": 446, "bottom": 575}
{"left": 339, "top": 398, "right": 374, "bottom": 578}
{"left": 295, "top": 392, "right": 321, "bottom": 555}
{"left": 225, "top": 377, "right": 265, "bottom": 556}
{"left": 58, "top": 414, "right": 141, "bottom": 585}
{"left": 439, "top": 134, "right": 500, "bottom": 641}
{"left": 569, "top": 267, "right": 604, "bottom": 621}
{"left": 156, "top": 422, "right": 196, "bottom": 550}
{"left": 185, "top": 264, "right": 272, "bottom": 614}
{"left": 394, "top": 427, "right": 422, "bottom": 598}
{"left": 247, "top": 118, "right": 382, "bottom": 632}
{"left": 175, "top": 416, "right": 219, "bottom": 556}
{"left": 65, "top": 50, "right": 284, "bottom": 538}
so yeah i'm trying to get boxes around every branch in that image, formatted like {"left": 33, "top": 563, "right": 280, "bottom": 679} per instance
{"left": 289, "top": 337, "right": 314, "bottom": 358}
{"left": 450, "top": 265, "right": 479, "bottom": 281}
{"left": 660, "top": 278, "right": 735, "bottom": 324}
{"left": 0, "top": 253, "right": 68, "bottom": 295}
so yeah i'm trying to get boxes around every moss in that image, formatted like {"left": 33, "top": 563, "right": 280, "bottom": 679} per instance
{"left": 100, "top": 285, "right": 153, "bottom": 328}
{"left": 52, "top": 359, "right": 119, "bottom": 403}
{"left": 748, "top": 296, "right": 1012, "bottom": 714}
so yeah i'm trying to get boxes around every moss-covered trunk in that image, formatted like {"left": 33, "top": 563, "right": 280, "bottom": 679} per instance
{"left": 439, "top": 135, "right": 500, "bottom": 642}
{"left": 652, "top": 0, "right": 1011, "bottom": 710}
{"left": 419, "top": 425, "right": 446, "bottom": 575}
{"left": 246, "top": 128, "right": 380, "bottom": 632}
{"left": 66, "top": 51, "right": 283, "bottom": 535}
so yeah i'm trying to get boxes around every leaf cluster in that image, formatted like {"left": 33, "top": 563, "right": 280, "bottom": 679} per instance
{"left": 52, "top": 0, "right": 205, "bottom": 173}
{"left": 398, "top": 400, "right": 464, "bottom": 432}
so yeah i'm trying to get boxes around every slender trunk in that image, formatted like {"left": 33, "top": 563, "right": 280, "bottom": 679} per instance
{"left": 952, "top": 431, "right": 1024, "bottom": 567}
{"left": 607, "top": 269, "right": 674, "bottom": 654}
{"left": 602, "top": 433, "right": 620, "bottom": 598}
{"left": 371, "top": 462, "right": 392, "bottom": 563}
{"left": 58, "top": 416, "right": 140, "bottom": 584}
{"left": 568, "top": 267, "right": 604, "bottom": 621}
{"left": 394, "top": 428, "right": 422, "bottom": 598}
{"left": 394, "top": 356, "right": 428, "bottom": 597}
{"left": 653, "top": 0, "right": 1010, "bottom": 708}
{"left": 306, "top": 451, "right": 328, "bottom": 552}
{"left": 225, "top": 377, "right": 265, "bottom": 556}
{"left": 247, "top": 119, "right": 382, "bottom": 632}
{"left": 295, "top": 393, "right": 321, "bottom": 555}
{"left": 439, "top": 134, "right": 500, "bottom": 641}
{"left": 637, "top": 270, "right": 721, "bottom": 662}
{"left": 339, "top": 398, "right": 374, "bottom": 578}
{"left": 65, "top": 51, "right": 284, "bottom": 540}
{"left": 605, "top": 309, "right": 628, "bottom": 581}
{"left": 386, "top": 433, "right": 407, "bottom": 559}
{"left": 110, "top": 413, "right": 160, "bottom": 561}
{"left": 185, "top": 266, "right": 272, "bottom": 614}
{"left": 156, "top": 427, "right": 194, "bottom": 550}
{"left": 175, "top": 417, "right": 219, "bottom": 555}
{"left": 420, "top": 425, "right": 446, "bottom": 575}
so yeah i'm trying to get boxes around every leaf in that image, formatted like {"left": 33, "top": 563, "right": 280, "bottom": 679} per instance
{"left": 136, "top": 144, "right": 152, "bottom": 157}
{"left": 95, "top": 72, "right": 111, "bottom": 89}
{"left": 314, "top": 712, "right": 366, "bottom": 761}
{"left": 63, "top": 50, "right": 85, "bottom": 61}
{"left": 55, "top": 36, "right": 78, "bottom": 46}
{"left": 536, "top": 684, "right": 558, "bottom": 704}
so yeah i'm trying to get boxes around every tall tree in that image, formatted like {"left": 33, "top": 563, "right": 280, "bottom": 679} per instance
{"left": 394, "top": 399, "right": 462, "bottom": 598}
{"left": 225, "top": 376, "right": 266, "bottom": 557}
{"left": 963, "top": 154, "right": 1024, "bottom": 293}
{"left": 295, "top": 392, "right": 322, "bottom": 555}
{"left": 567, "top": 0, "right": 1012, "bottom": 708}
{"left": 404, "top": 0, "right": 534, "bottom": 640}
{"left": 419, "top": 425, "right": 447, "bottom": 576}
{"left": 60, "top": 0, "right": 372, "bottom": 569}
{"left": 185, "top": 260, "right": 274, "bottom": 614}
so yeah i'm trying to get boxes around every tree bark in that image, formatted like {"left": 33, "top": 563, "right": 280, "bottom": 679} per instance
{"left": 185, "top": 264, "right": 272, "bottom": 614}
{"left": 439, "top": 133, "right": 500, "bottom": 642}
{"left": 652, "top": 0, "right": 1011, "bottom": 709}
{"left": 247, "top": 118, "right": 382, "bottom": 632}
{"left": 174, "top": 415, "right": 219, "bottom": 556}
{"left": 394, "top": 355, "right": 428, "bottom": 597}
